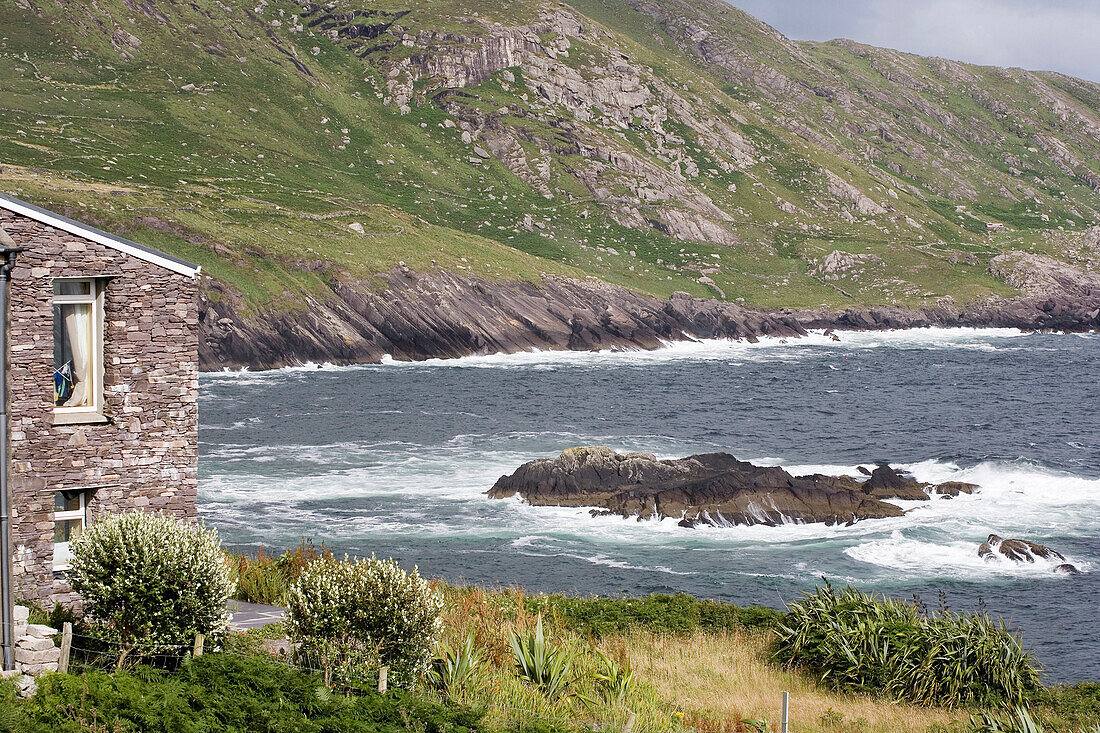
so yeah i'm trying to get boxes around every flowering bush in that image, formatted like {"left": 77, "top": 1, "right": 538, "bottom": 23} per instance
{"left": 69, "top": 511, "right": 234, "bottom": 665}
{"left": 286, "top": 555, "right": 442, "bottom": 688}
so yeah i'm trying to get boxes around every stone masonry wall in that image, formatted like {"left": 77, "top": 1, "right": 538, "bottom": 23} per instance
{"left": 1, "top": 209, "right": 199, "bottom": 606}
{"left": 0, "top": 605, "right": 61, "bottom": 696}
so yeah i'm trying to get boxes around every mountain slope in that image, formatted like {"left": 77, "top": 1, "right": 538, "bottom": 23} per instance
{"left": 1, "top": 0, "right": 1098, "bottom": 366}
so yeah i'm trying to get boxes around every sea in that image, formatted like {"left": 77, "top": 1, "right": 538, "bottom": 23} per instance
{"left": 198, "top": 328, "right": 1100, "bottom": 683}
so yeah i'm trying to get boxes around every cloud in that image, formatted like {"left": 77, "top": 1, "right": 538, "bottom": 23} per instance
{"left": 729, "top": 0, "right": 1100, "bottom": 82}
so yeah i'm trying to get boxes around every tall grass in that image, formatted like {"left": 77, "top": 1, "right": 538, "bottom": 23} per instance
{"left": 775, "top": 584, "right": 1041, "bottom": 708}
{"left": 230, "top": 542, "right": 331, "bottom": 605}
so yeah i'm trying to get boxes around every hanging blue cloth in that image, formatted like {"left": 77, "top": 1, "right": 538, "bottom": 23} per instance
{"left": 54, "top": 361, "right": 75, "bottom": 406}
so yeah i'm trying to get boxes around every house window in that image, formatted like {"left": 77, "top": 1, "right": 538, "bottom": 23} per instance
{"left": 53, "top": 278, "right": 105, "bottom": 423}
{"left": 53, "top": 490, "right": 86, "bottom": 570}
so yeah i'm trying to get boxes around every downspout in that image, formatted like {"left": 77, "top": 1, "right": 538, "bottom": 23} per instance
{"left": 0, "top": 237, "right": 23, "bottom": 672}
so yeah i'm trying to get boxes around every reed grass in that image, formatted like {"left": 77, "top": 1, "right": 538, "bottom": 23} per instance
{"left": 775, "top": 584, "right": 1041, "bottom": 708}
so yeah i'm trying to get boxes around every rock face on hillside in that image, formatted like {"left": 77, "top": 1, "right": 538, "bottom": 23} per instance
{"left": 987, "top": 251, "right": 1100, "bottom": 297}
{"left": 486, "top": 447, "right": 968, "bottom": 527}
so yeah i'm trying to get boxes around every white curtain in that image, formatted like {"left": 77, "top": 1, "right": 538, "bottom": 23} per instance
{"left": 64, "top": 305, "right": 90, "bottom": 407}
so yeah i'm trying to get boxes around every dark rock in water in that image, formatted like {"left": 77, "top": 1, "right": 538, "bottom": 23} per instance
{"left": 934, "top": 481, "right": 979, "bottom": 497}
{"left": 488, "top": 446, "right": 946, "bottom": 527}
{"left": 1055, "top": 563, "right": 1081, "bottom": 575}
{"left": 979, "top": 534, "right": 1067, "bottom": 564}
{"left": 863, "top": 465, "right": 929, "bottom": 500}
{"left": 856, "top": 466, "right": 872, "bottom": 476}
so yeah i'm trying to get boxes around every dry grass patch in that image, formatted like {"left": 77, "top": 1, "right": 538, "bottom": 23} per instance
{"left": 624, "top": 628, "right": 965, "bottom": 733}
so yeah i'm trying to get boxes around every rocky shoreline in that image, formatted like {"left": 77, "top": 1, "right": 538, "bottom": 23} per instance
{"left": 487, "top": 446, "right": 976, "bottom": 527}
{"left": 198, "top": 264, "right": 1100, "bottom": 371}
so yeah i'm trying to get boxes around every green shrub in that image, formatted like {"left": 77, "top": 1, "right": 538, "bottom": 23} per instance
{"left": 529, "top": 593, "right": 783, "bottom": 637}
{"left": 775, "top": 584, "right": 1042, "bottom": 708}
{"left": 0, "top": 678, "right": 27, "bottom": 733}
{"left": 16, "top": 653, "right": 485, "bottom": 733}
{"left": 286, "top": 555, "right": 443, "bottom": 689}
{"left": 69, "top": 511, "right": 235, "bottom": 666}
{"left": 1033, "top": 682, "right": 1100, "bottom": 729}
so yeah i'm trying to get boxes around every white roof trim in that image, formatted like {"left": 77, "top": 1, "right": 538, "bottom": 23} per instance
{"left": 0, "top": 192, "right": 201, "bottom": 278}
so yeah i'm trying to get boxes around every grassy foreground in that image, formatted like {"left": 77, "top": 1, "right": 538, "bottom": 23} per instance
{"left": 6, "top": 555, "right": 1098, "bottom": 732}
{"left": 223, "top": 546, "right": 1098, "bottom": 732}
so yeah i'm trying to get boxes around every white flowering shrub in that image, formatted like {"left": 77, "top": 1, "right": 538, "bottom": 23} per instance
{"left": 69, "top": 511, "right": 234, "bottom": 664}
{"left": 286, "top": 555, "right": 442, "bottom": 689}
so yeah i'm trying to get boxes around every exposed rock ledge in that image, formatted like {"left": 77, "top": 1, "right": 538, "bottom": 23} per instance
{"left": 199, "top": 266, "right": 1100, "bottom": 371}
{"left": 486, "top": 446, "right": 973, "bottom": 527}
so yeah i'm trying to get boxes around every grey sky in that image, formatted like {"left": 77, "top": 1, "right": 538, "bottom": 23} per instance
{"left": 728, "top": 0, "right": 1100, "bottom": 83}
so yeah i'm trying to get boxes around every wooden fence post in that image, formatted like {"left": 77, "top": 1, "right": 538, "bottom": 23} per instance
{"left": 57, "top": 622, "right": 72, "bottom": 674}
{"left": 377, "top": 666, "right": 388, "bottom": 694}
{"left": 193, "top": 633, "right": 204, "bottom": 658}
{"left": 622, "top": 711, "right": 636, "bottom": 733}
{"left": 781, "top": 691, "right": 789, "bottom": 733}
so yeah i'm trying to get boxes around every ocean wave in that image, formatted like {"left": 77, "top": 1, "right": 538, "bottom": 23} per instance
{"left": 844, "top": 530, "right": 1090, "bottom": 580}
{"left": 199, "top": 327, "right": 1034, "bottom": 382}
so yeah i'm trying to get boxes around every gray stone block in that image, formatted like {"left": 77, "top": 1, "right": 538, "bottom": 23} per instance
{"left": 15, "top": 646, "right": 61, "bottom": 665}
{"left": 16, "top": 636, "right": 57, "bottom": 652}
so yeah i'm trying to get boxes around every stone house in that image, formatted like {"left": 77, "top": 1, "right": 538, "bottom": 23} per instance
{"left": 0, "top": 192, "right": 200, "bottom": 607}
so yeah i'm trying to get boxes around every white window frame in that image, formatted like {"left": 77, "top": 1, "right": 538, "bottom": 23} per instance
{"left": 53, "top": 490, "right": 87, "bottom": 571}
{"left": 52, "top": 277, "right": 107, "bottom": 425}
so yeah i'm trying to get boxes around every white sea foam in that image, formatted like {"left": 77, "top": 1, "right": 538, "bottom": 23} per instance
{"left": 200, "top": 446, "right": 1098, "bottom": 584}
{"left": 845, "top": 531, "right": 1090, "bottom": 580}
{"left": 199, "top": 327, "right": 1031, "bottom": 382}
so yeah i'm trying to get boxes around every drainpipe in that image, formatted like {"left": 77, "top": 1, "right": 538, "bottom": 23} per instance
{"left": 0, "top": 242, "right": 23, "bottom": 672}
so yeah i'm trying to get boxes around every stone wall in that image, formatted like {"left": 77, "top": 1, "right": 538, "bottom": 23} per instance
{"left": 1, "top": 209, "right": 199, "bottom": 606}
{"left": 0, "top": 605, "right": 60, "bottom": 696}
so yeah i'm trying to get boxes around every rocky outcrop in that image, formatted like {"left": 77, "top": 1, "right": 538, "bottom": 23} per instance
{"left": 810, "top": 250, "right": 884, "bottom": 281}
{"left": 487, "top": 447, "right": 970, "bottom": 527}
{"left": 932, "top": 481, "right": 979, "bottom": 498}
{"left": 343, "top": 5, "right": 751, "bottom": 247}
{"left": 978, "top": 534, "right": 1078, "bottom": 573}
{"left": 988, "top": 251, "right": 1100, "bottom": 298}
{"left": 198, "top": 266, "right": 1100, "bottom": 371}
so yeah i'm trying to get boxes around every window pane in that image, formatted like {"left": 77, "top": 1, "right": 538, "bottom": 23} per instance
{"left": 54, "top": 280, "right": 91, "bottom": 296}
{"left": 54, "top": 518, "right": 82, "bottom": 543}
{"left": 54, "top": 541, "right": 73, "bottom": 568}
{"left": 53, "top": 302, "right": 92, "bottom": 407}
{"left": 55, "top": 491, "right": 81, "bottom": 512}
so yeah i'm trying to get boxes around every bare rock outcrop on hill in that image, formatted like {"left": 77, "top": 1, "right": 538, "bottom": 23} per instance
{"left": 486, "top": 447, "right": 970, "bottom": 527}
{"left": 988, "top": 251, "right": 1100, "bottom": 297}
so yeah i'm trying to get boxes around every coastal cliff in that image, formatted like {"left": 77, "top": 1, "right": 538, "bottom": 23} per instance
{"left": 198, "top": 259, "right": 1100, "bottom": 370}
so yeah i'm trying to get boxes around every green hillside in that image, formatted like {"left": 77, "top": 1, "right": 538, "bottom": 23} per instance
{"left": 1, "top": 0, "right": 1098, "bottom": 316}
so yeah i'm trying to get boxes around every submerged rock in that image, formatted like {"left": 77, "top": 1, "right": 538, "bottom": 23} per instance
{"left": 978, "top": 534, "right": 1068, "bottom": 565}
{"left": 487, "top": 446, "right": 956, "bottom": 527}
